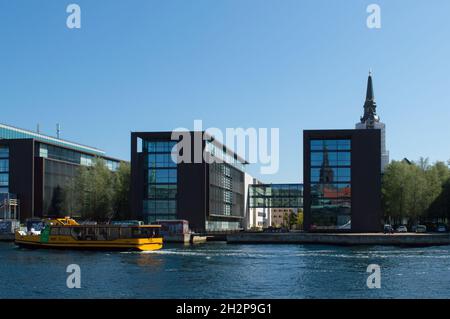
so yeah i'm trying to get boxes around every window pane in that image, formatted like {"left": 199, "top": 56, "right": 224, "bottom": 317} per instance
{"left": 0, "top": 159, "right": 8, "bottom": 172}
{"left": 311, "top": 152, "right": 323, "bottom": 166}
{"left": 310, "top": 140, "right": 323, "bottom": 151}
{"left": 0, "top": 146, "right": 9, "bottom": 158}
{"left": 337, "top": 140, "right": 351, "bottom": 150}
{"left": 338, "top": 152, "right": 351, "bottom": 165}
{"left": 324, "top": 140, "right": 337, "bottom": 150}
{"left": 0, "top": 173, "right": 9, "bottom": 186}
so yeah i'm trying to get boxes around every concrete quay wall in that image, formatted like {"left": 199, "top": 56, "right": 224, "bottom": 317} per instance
{"left": 227, "top": 232, "right": 450, "bottom": 247}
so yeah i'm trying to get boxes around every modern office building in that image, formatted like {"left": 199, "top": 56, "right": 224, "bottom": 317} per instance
{"left": 355, "top": 72, "right": 389, "bottom": 172}
{"left": 0, "top": 123, "right": 121, "bottom": 221}
{"left": 248, "top": 183, "right": 303, "bottom": 228}
{"left": 245, "top": 175, "right": 269, "bottom": 230}
{"left": 130, "top": 131, "right": 248, "bottom": 232}
{"left": 303, "top": 129, "right": 382, "bottom": 232}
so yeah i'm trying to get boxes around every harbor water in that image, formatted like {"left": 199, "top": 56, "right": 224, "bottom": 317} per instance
{"left": 1, "top": 242, "right": 450, "bottom": 299}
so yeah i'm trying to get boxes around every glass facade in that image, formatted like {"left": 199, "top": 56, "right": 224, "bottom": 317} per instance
{"left": 0, "top": 146, "right": 9, "bottom": 193}
{"left": 205, "top": 140, "right": 247, "bottom": 231}
{"left": 249, "top": 184, "right": 303, "bottom": 208}
{"left": 205, "top": 220, "right": 241, "bottom": 232}
{"left": 0, "top": 124, "right": 105, "bottom": 156}
{"left": 37, "top": 143, "right": 119, "bottom": 171}
{"left": 35, "top": 142, "right": 121, "bottom": 216}
{"left": 43, "top": 160, "right": 77, "bottom": 215}
{"left": 143, "top": 141, "right": 178, "bottom": 224}
{"left": 310, "top": 139, "right": 352, "bottom": 230}
{"left": 209, "top": 162, "right": 245, "bottom": 219}
{"left": 205, "top": 141, "right": 246, "bottom": 171}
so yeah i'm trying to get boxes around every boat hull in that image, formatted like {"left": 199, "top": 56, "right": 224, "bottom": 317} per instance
{"left": 15, "top": 235, "right": 163, "bottom": 252}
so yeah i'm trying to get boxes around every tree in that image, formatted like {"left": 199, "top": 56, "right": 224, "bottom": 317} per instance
{"left": 112, "top": 162, "right": 131, "bottom": 220}
{"left": 288, "top": 211, "right": 297, "bottom": 229}
{"left": 427, "top": 163, "right": 450, "bottom": 219}
{"left": 296, "top": 209, "right": 304, "bottom": 230}
{"left": 382, "top": 159, "right": 450, "bottom": 225}
{"left": 282, "top": 212, "right": 290, "bottom": 228}
{"left": 73, "top": 158, "right": 115, "bottom": 221}
{"left": 417, "top": 157, "right": 430, "bottom": 171}
{"left": 48, "top": 185, "right": 67, "bottom": 218}
{"left": 382, "top": 161, "right": 410, "bottom": 223}
{"left": 71, "top": 158, "right": 131, "bottom": 222}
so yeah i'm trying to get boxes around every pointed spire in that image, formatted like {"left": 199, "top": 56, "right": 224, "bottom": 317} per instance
{"left": 360, "top": 70, "right": 379, "bottom": 128}
{"left": 366, "top": 70, "right": 374, "bottom": 101}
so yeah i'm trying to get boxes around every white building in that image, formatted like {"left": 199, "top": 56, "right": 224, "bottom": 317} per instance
{"left": 244, "top": 173, "right": 269, "bottom": 230}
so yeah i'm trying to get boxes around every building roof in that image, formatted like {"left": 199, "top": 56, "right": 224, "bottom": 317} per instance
{"left": 132, "top": 130, "right": 249, "bottom": 164}
{"left": 0, "top": 123, "right": 105, "bottom": 156}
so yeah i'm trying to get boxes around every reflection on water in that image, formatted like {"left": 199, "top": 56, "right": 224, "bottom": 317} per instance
{"left": 1, "top": 242, "right": 450, "bottom": 298}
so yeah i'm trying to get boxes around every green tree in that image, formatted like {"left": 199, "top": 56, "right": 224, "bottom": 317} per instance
{"left": 48, "top": 185, "right": 67, "bottom": 218}
{"left": 382, "top": 161, "right": 410, "bottom": 223}
{"left": 417, "top": 157, "right": 430, "bottom": 171}
{"left": 404, "top": 164, "right": 427, "bottom": 222}
{"left": 73, "top": 158, "right": 115, "bottom": 221}
{"left": 440, "top": 180, "right": 450, "bottom": 219}
{"left": 430, "top": 161, "right": 450, "bottom": 185}
{"left": 289, "top": 211, "right": 297, "bottom": 229}
{"left": 72, "top": 158, "right": 131, "bottom": 222}
{"left": 112, "top": 162, "right": 131, "bottom": 220}
{"left": 382, "top": 159, "right": 450, "bottom": 225}
{"left": 296, "top": 209, "right": 304, "bottom": 230}
{"left": 282, "top": 212, "right": 289, "bottom": 228}
{"left": 427, "top": 162, "right": 450, "bottom": 219}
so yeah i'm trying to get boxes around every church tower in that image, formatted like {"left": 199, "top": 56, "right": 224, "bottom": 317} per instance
{"left": 355, "top": 71, "right": 389, "bottom": 172}
{"left": 320, "top": 147, "right": 334, "bottom": 183}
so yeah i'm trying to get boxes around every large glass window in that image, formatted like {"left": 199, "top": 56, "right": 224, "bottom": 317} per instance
{"left": 43, "top": 160, "right": 78, "bottom": 216}
{"left": 0, "top": 146, "right": 9, "bottom": 158}
{"left": 36, "top": 143, "right": 118, "bottom": 171}
{"left": 209, "top": 162, "right": 245, "bottom": 221}
{"left": 143, "top": 141, "right": 178, "bottom": 223}
{"left": 0, "top": 173, "right": 9, "bottom": 187}
{"left": 310, "top": 139, "right": 351, "bottom": 230}
{"left": 0, "top": 146, "right": 9, "bottom": 193}
{"left": 249, "top": 184, "right": 303, "bottom": 208}
{"left": 0, "top": 159, "right": 8, "bottom": 172}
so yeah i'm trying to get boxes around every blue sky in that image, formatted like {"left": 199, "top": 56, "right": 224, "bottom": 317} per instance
{"left": 1, "top": 0, "right": 450, "bottom": 182}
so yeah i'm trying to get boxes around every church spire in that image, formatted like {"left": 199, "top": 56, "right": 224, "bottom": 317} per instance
{"left": 320, "top": 146, "right": 334, "bottom": 183}
{"left": 366, "top": 70, "right": 374, "bottom": 101}
{"left": 360, "top": 71, "right": 379, "bottom": 129}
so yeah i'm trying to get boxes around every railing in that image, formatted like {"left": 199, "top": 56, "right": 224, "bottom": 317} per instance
{"left": 0, "top": 197, "right": 20, "bottom": 220}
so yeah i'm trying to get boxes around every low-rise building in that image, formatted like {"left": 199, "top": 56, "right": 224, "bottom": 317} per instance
{"left": 0, "top": 123, "right": 122, "bottom": 221}
{"left": 130, "top": 131, "right": 248, "bottom": 232}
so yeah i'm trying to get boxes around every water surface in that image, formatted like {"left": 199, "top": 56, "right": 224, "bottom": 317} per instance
{"left": 1, "top": 242, "right": 449, "bottom": 298}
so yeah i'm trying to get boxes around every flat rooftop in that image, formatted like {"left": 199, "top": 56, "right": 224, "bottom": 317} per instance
{"left": 0, "top": 123, "right": 105, "bottom": 156}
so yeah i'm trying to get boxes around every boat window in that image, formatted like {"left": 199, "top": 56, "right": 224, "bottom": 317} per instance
{"left": 132, "top": 227, "right": 160, "bottom": 238}
{"left": 71, "top": 227, "right": 82, "bottom": 240}
{"left": 120, "top": 227, "right": 132, "bottom": 239}
{"left": 97, "top": 228, "right": 108, "bottom": 241}
{"left": 108, "top": 228, "right": 120, "bottom": 240}
{"left": 59, "top": 227, "right": 71, "bottom": 236}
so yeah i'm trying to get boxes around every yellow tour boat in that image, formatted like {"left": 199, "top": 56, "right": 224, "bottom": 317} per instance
{"left": 15, "top": 217, "right": 163, "bottom": 251}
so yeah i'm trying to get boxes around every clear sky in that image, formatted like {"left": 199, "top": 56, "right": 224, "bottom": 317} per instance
{"left": 1, "top": 0, "right": 450, "bottom": 182}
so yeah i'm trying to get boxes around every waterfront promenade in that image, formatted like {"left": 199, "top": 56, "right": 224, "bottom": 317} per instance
{"left": 227, "top": 232, "right": 450, "bottom": 246}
